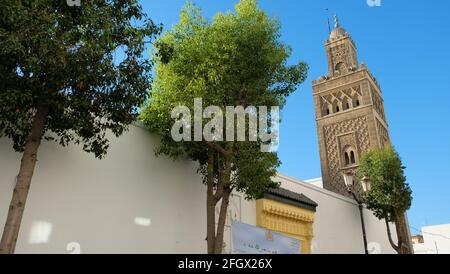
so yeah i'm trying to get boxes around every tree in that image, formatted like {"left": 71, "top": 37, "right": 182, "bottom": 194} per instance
{"left": 141, "top": 0, "right": 308, "bottom": 254}
{"left": 0, "top": 0, "right": 160, "bottom": 253}
{"left": 357, "top": 145, "right": 414, "bottom": 254}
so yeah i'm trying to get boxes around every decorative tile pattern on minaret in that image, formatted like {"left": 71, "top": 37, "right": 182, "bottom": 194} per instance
{"left": 312, "top": 16, "right": 391, "bottom": 196}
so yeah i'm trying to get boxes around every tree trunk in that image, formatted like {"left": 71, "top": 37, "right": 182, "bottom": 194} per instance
{"left": 394, "top": 217, "right": 405, "bottom": 254}
{"left": 0, "top": 106, "right": 48, "bottom": 254}
{"left": 205, "top": 144, "right": 233, "bottom": 254}
{"left": 384, "top": 217, "right": 399, "bottom": 253}
{"left": 395, "top": 212, "right": 413, "bottom": 254}
{"left": 206, "top": 151, "right": 216, "bottom": 254}
{"left": 214, "top": 188, "right": 231, "bottom": 254}
{"left": 400, "top": 212, "right": 414, "bottom": 254}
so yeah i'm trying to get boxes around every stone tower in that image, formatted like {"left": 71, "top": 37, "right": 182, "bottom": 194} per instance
{"left": 312, "top": 16, "right": 390, "bottom": 195}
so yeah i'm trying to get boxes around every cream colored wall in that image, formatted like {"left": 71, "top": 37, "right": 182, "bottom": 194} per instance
{"left": 1, "top": 125, "right": 397, "bottom": 254}
{"left": 414, "top": 224, "right": 450, "bottom": 254}
{"left": 0, "top": 125, "right": 207, "bottom": 253}
{"left": 274, "top": 173, "right": 398, "bottom": 254}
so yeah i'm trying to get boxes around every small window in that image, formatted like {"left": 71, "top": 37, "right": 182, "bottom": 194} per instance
{"left": 335, "top": 62, "right": 346, "bottom": 75}
{"left": 352, "top": 96, "right": 361, "bottom": 108}
{"left": 335, "top": 105, "right": 340, "bottom": 113}
{"left": 344, "top": 152, "right": 350, "bottom": 166}
{"left": 343, "top": 147, "right": 358, "bottom": 167}
{"left": 323, "top": 104, "right": 332, "bottom": 116}
{"left": 350, "top": 151, "right": 356, "bottom": 164}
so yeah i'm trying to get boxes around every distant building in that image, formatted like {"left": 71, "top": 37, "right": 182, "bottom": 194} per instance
{"left": 411, "top": 235, "right": 424, "bottom": 245}
{"left": 413, "top": 224, "right": 450, "bottom": 254}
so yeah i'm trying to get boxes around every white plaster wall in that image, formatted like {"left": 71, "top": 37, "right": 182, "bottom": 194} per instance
{"left": 414, "top": 224, "right": 450, "bottom": 254}
{"left": 1, "top": 125, "right": 397, "bottom": 254}
{"left": 273, "top": 173, "right": 398, "bottom": 254}
{"left": 0, "top": 125, "right": 207, "bottom": 254}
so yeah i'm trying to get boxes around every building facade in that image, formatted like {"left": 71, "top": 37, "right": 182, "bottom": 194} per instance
{"left": 312, "top": 16, "right": 390, "bottom": 195}
{"left": 413, "top": 224, "right": 450, "bottom": 254}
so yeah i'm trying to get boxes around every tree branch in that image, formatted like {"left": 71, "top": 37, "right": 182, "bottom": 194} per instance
{"left": 205, "top": 142, "right": 229, "bottom": 157}
{"left": 213, "top": 144, "right": 233, "bottom": 203}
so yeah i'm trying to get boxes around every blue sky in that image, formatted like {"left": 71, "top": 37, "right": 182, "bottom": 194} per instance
{"left": 140, "top": 0, "right": 450, "bottom": 230}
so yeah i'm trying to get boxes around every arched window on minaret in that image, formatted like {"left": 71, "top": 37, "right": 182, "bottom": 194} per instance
{"left": 335, "top": 62, "right": 347, "bottom": 76}
{"left": 344, "top": 152, "right": 350, "bottom": 166}
{"left": 322, "top": 103, "right": 332, "bottom": 116}
{"left": 343, "top": 97, "right": 351, "bottom": 111}
{"left": 350, "top": 151, "right": 356, "bottom": 164}
{"left": 352, "top": 94, "right": 361, "bottom": 108}
{"left": 332, "top": 100, "right": 341, "bottom": 114}
{"left": 343, "top": 146, "right": 358, "bottom": 167}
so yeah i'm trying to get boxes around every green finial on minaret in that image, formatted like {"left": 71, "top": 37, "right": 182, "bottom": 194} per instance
{"left": 334, "top": 14, "right": 340, "bottom": 29}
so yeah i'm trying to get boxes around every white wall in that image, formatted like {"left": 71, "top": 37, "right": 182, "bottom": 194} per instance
{"left": 303, "top": 178, "right": 323, "bottom": 189}
{"left": 275, "top": 174, "right": 398, "bottom": 254}
{"left": 1, "top": 125, "right": 207, "bottom": 254}
{"left": 1, "top": 125, "right": 397, "bottom": 254}
{"left": 414, "top": 224, "right": 450, "bottom": 254}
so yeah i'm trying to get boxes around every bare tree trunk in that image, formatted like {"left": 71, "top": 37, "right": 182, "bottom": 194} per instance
{"left": 214, "top": 187, "right": 231, "bottom": 254}
{"left": 205, "top": 143, "right": 233, "bottom": 254}
{"left": 206, "top": 151, "right": 216, "bottom": 254}
{"left": 0, "top": 106, "right": 48, "bottom": 254}
{"left": 384, "top": 217, "right": 399, "bottom": 253}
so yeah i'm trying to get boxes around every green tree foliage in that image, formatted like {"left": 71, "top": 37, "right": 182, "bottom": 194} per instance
{"left": 0, "top": 0, "right": 160, "bottom": 253}
{"left": 0, "top": 0, "right": 160, "bottom": 155}
{"left": 357, "top": 145, "right": 413, "bottom": 253}
{"left": 358, "top": 145, "right": 412, "bottom": 221}
{"left": 141, "top": 0, "right": 308, "bottom": 253}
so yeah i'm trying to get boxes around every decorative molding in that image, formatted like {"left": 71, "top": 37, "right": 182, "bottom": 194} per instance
{"left": 256, "top": 198, "right": 316, "bottom": 254}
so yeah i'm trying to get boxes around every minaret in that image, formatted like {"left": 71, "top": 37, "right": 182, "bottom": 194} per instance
{"left": 312, "top": 16, "right": 390, "bottom": 195}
